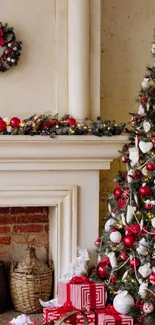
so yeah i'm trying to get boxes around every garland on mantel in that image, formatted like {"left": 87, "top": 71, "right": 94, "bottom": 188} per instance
{"left": 0, "top": 113, "right": 126, "bottom": 137}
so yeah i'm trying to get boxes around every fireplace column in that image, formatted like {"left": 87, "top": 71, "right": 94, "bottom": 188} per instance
{"left": 68, "top": 0, "right": 89, "bottom": 119}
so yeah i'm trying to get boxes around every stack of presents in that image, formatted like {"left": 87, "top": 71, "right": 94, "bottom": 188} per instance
{"left": 43, "top": 275, "right": 133, "bottom": 325}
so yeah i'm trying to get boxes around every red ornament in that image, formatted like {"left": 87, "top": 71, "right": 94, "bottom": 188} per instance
{"left": 130, "top": 223, "right": 140, "bottom": 234}
{"left": 67, "top": 117, "right": 77, "bottom": 126}
{"left": 139, "top": 185, "right": 151, "bottom": 197}
{"left": 145, "top": 202, "right": 152, "bottom": 210}
{"left": 10, "top": 117, "right": 21, "bottom": 127}
{"left": 117, "top": 198, "right": 127, "bottom": 209}
{"left": 96, "top": 262, "right": 109, "bottom": 279}
{"left": 123, "top": 235, "right": 135, "bottom": 248}
{"left": 146, "top": 161, "right": 155, "bottom": 171}
{"left": 113, "top": 188, "right": 122, "bottom": 198}
{"left": 0, "top": 119, "right": 6, "bottom": 131}
{"left": 149, "top": 273, "right": 155, "bottom": 284}
{"left": 129, "top": 257, "right": 140, "bottom": 269}
{"left": 94, "top": 237, "right": 101, "bottom": 247}
{"left": 101, "top": 256, "right": 110, "bottom": 266}
{"left": 140, "top": 97, "right": 148, "bottom": 103}
{"left": 43, "top": 119, "right": 58, "bottom": 128}
{"left": 120, "top": 251, "right": 127, "bottom": 261}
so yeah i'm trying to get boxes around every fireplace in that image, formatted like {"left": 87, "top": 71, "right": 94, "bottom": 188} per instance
{"left": 0, "top": 134, "right": 127, "bottom": 297}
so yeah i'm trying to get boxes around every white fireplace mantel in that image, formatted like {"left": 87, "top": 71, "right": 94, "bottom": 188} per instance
{"left": 0, "top": 134, "right": 128, "bottom": 295}
{"left": 0, "top": 135, "right": 128, "bottom": 171}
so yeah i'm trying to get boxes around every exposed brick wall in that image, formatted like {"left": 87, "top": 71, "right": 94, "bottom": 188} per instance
{"left": 0, "top": 207, "right": 49, "bottom": 262}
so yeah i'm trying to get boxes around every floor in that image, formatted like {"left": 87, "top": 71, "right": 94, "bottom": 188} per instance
{"left": 0, "top": 310, "right": 43, "bottom": 325}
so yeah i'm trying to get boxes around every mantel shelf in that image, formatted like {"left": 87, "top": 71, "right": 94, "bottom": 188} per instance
{"left": 0, "top": 135, "right": 128, "bottom": 170}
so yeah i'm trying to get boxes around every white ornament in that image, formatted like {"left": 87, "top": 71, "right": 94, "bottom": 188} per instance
{"left": 126, "top": 205, "right": 134, "bottom": 224}
{"left": 137, "top": 238, "right": 149, "bottom": 256}
{"left": 151, "top": 217, "right": 155, "bottom": 228}
{"left": 134, "top": 193, "right": 138, "bottom": 205}
{"left": 121, "top": 213, "right": 126, "bottom": 226}
{"left": 7, "top": 126, "right": 12, "bottom": 133}
{"left": 8, "top": 42, "right": 12, "bottom": 47}
{"left": 138, "top": 263, "right": 152, "bottom": 278}
{"left": 108, "top": 203, "right": 112, "bottom": 213}
{"left": 113, "top": 291, "right": 134, "bottom": 314}
{"left": 138, "top": 104, "right": 145, "bottom": 115}
{"left": 122, "top": 270, "right": 128, "bottom": 281}
{"left": 110, "top": 231, "right": 122, "bottom": 243}
{"left": 13, "top": 46, "right": 17, "bottom": 51}
{"left": 108, "top": 252, "right": 117, "bottom": 268}
{"left": 138, "top": 282, "right": 148, "bottom": 298}
{"left": 142, "top": 166, "right": 148, "bottom": 176}
{"left": 3, "top": 117, "right": 10, "bottom": 125}
{"left": 127, "top": 169, "right": 134, "bottom": 183}
{"left": 11, "top": 59, "right": 15, "bottom": 63}
{"left": 151, "top": 43, "right": 155, "bottom": 54}
{"left": 141, "top": 78, "right": 151, "bottom": 89}
{"left": 139, "top": 141, "right": 153, "bottom": 153}
{"left": 7, "top": 57, "right": 11, "bottom": 62}
{"left": 143, "top": 120, "right": 151, "bottom": 133}
{"left": 104, "top": 218, "right": 116, "bottom": 232}
{"left": 143, "top": 302, "right": 154, "bottom": 314}
{"left": 129, "top": 147, "right": 139, "bottom": 165}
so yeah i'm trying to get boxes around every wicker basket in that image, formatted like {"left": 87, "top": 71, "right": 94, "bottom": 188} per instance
{"left": 10, "top": 246, "right": 53, "bottom": 314}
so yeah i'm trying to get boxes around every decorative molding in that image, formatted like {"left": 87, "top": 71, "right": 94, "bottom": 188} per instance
{"left": 0, "top": 135, "right": 128, "bottom": 170}
{"left": 0, "top": 185, "right": 77, "bottom": 296}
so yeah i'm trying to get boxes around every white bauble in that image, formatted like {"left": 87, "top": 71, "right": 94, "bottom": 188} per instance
{"left": 110, "top": 231, "right": 122, "bottom": 243}
{"left": 139, "top": 141, "right": 153, "bottom": 153}
{"left": 141, "top": 78, "right": 151, "bottom": 90}
{"left": 143, "top": 120, "right": 151, "bottom": 133}
{"left": 143, "top": 302, "right": 154, "bottom": 314}
{"left": 3, "top": 117, "right": 10, "bottom": 125}
{"left": 113, "top": 291, "right": 134, "bottom": 314}
{"left": 151, "top": 217, "right": 155, "bottom": 228}
{"left": 138, "top": 104, "right": 145, "bottom": 115}
{"left": 104, "top": 218, "right": 116, "bottom": 232}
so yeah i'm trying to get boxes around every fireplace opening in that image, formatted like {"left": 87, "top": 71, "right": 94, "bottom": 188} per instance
{"left": 0, "top": 206, "right": 51, "bottom": 313}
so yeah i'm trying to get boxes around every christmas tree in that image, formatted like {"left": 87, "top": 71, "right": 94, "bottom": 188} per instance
{"left": 92, "top": 40, "right": 155, "bottom": 325}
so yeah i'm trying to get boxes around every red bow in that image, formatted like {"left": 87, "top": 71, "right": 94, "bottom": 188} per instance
{"left": 0, "top": 29, "right": 5, "bottom": 47}
{"left": 69, "top": 276, "right": 91, "bottom": 284}
{"left": 104, "top": 305, "right": 119, "bottom": 316}
{"left": 56, "top": 301, "right": 76, "bottom": 313}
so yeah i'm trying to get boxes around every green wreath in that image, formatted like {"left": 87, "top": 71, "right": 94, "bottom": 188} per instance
{"left": 0, "top": 22, "right": 22, "bottom": 72}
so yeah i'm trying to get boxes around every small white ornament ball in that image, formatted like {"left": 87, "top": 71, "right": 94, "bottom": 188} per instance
{"left": 104, "top": 218, "right": 117, "bottom": 232}
{"left": 7, "top": 57, "right": 11, "bottom": 62}
{"left": 8, "top": 43, "right": 12, "bottom": 47}
{"left": 13, "top": 47, "right": 17, "bottom": 51}
{"left": 7, "top": 126, "right": 12, "bottom": 133}
{"left": 143, "top": 302, "right": 154, "bottom": 314}
{"left": 151, "top": 217, "right": 155, "bottom": 228}
{"left": 113, "top": 291, "right": 134, "bottom": 314}
{"left": 3, "top": 117, "right": 10, "bottom": 125}
{"left": 141, "top": 78, "right": 151, "bottom": 90}
{"left": 11, "top": 59, "right": 15, "bottom": 63}
{"left": 110, "top": 231, "right": 122, "bottom": 243}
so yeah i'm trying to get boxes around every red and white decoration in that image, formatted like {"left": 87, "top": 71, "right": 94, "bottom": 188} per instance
{"left": 43, "top": 307, "right": 95, "bottom": 325}
{"left": 58, "top": 279, "right": 106, "bottom": 310}
{"left": 95, "top": 308, "right": 133, "bottom": 325}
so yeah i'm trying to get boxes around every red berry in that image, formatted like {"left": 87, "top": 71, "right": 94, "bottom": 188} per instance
{"left": 146, "top": 161, "right": 155, "bottom": 171}
{"left": 129, "top": 257, "right": 140, "bottom": 268}
{"left": 113, "top": 188, "right": 122, "bottom": 198}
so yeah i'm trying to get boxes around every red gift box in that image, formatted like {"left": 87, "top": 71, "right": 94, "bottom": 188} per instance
{"left": 58, "top": 276, "right": 106, "bottom": 310}
{"left": 95, "top": 306, "right": 133, "bottom": 325}
{"left": 43, "top": 306, "right": 95, "bottom": 325}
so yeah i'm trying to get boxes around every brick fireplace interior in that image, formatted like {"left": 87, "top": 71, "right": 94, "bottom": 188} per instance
{"left": 0, "top": 206, "right": 50, "bottom": 311}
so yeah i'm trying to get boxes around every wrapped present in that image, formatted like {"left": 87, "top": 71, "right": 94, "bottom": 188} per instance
{"left": 8, "top": 314, "right": 36, "bottom": 325}
{"left": 43, "top": 302, "right": 95, "bottom": 325}
{"left": 95, "top": 306, "right": 133, "bottom": 325}
{"left": 58, "top": 276, "right": 106, "bottom": 310}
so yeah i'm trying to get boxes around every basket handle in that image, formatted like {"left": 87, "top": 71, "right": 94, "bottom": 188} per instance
{"left": 54, "top": 310, "right": 89, "bottom": 325}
